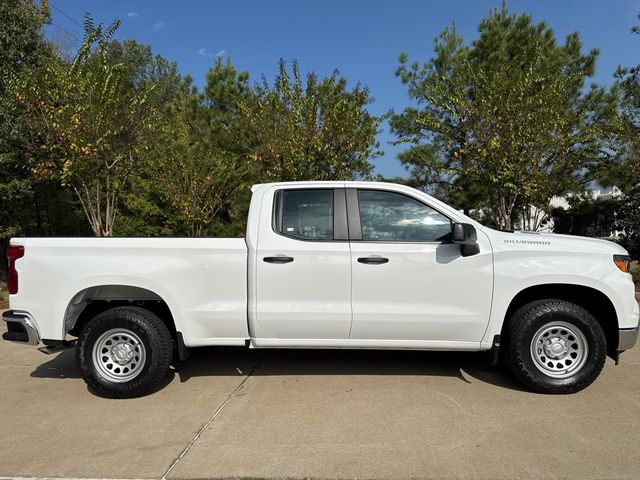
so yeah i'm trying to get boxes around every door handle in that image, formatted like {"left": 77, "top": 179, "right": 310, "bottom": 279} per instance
{"left": 263, "top": 255, "right": 294, "bottom": 264}
{"left": 357, "top": 256, "right": 389, "bottom": 265}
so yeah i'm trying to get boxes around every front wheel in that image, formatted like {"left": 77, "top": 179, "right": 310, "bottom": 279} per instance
{"left": 505, "top": 299, "right": 606, "bottom": 394}
{"left": 76, "top": 306, "right": 173, "bottom": 398}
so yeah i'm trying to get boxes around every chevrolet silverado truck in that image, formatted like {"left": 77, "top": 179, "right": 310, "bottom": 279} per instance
{"left": 3, "top": 181, "right": 639, "bottom": 397}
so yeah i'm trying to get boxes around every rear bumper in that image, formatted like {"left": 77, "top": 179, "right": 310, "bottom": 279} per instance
{"left": 618, "top": 327, "right": 639, "bottom": 352}
{"left": 2, "top": 310, "right": 40, "bottom": 346}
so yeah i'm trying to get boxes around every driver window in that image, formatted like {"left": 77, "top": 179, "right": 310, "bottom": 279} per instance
{"left": 357, "top": 190, "right": 452, "bottom": 242}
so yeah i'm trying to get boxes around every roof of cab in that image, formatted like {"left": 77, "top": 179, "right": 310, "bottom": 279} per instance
{"left": 250, "top": 180, "right": 401, "bottom": 192}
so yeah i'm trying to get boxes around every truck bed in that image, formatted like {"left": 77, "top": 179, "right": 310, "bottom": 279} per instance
{"left": 9, "top": 237, "right": 249, "bottom": 345}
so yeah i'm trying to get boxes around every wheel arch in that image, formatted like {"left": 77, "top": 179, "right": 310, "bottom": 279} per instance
{"left": 502, "top": 283, "right": 619, "bottom": 358}
{"left": 64, "top": 284, "right": 179, "bottom": 342}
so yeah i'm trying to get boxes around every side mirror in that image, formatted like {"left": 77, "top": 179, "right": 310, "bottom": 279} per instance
{"left": 452, "top": 223, "right": 480, "bottom": 257}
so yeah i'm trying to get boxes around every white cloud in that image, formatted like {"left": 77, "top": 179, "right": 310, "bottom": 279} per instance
{"left": 198, "top": 48, "right": 226, "bottom": 59}
{"left": 127, "top": 12, "right": 139, "bottom": 18}
{"left": 153, "top": 21, "right": 165, "bottom": 31}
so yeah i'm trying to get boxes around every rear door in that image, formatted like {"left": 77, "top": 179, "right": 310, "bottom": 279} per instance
{"left": 347, "top": 187, "right": 493, "bottom": 342}
{"left": 253, "top": 186, "right": 352, "bottom": 339}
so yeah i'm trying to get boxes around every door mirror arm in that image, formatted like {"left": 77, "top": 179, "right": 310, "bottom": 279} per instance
{"left": 452, "top": 223, "right": 480, "bottom": 257}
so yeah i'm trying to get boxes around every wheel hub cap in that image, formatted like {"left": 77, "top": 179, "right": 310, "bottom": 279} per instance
{"left": 92, "top": 329, "right": 146, "bottom": 383}
{"left": 112, "top": 342, "right": 135, "bottom": 364}
{"left": 545, "top": 337, "right": 568, "bottom": 358}
{"left": 530, "top": 321, "right": 588, "bottom": 379}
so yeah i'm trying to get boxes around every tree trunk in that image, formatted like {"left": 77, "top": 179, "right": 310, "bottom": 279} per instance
{"left": 497, "top": 195, "right": 512, "bottom": 230}
{"left": 72, "top": 182, "right": 114, "bottom": 237}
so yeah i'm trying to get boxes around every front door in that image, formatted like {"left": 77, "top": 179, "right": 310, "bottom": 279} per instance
{"left": 348, "top": 188, "right": 493, "bottom": 342}
{"left": 253, "top": 187, "right": 352, "bottom": 339}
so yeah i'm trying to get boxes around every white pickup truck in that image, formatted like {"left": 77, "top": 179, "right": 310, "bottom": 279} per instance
{"left": 3, "top": 181, "right": 638, "bottom": 397}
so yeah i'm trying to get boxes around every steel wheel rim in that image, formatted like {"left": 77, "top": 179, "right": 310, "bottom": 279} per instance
{"left": 530, "top": 321, "right": 588, "bottom": 379}
{"left": 92, "top": 328, "right": 146, "bottom": 383}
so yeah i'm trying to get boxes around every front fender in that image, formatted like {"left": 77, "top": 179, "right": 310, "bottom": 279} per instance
{"left": 481, "top": 250, "right": 622, "bottom": 348}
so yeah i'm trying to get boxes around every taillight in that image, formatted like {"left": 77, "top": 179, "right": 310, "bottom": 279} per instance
{"left": 7, "top": 245, "right": 25, "bottom": 294}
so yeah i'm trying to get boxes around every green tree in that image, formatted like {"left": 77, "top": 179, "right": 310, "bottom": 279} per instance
{"left": 0, "top": 0, "right": 88, "bottom": 275}
{"left": 244, "top": 59, "right": 381, "bottom": 181}
{"left": 390, "top": 5, "right": 613, "bottom": 230}
{"left": 104, "top": 39, "right": 182, "bottom": 113}
{"left": 0, "top": 0, "right": 51, "bottom": 239}
{"left": 0, "top": 0, "right": 52, "bottom": 94}
{"left": 200, "top": 58, "right": 255, "bottom": 154}
{"left": 590, "top": 13, "right": 640, "bottom": 259}
{"left": 147, "top": 80, "right": 246, "bottom": 237}
{"left": 103, "top": 40, "right": 184, "bottom": 236}
{"left": 605, "top": 14, "right": 640, "bottom": 192}
{"left": 10, "top": 15, "right": 159, "bottom": 237}
{"left": 120, "top": 59, "right": 254, "bottom": 237}
{"left": 616, "top": 185, "right": 640, "bottom": 260}
{"left": 550, "top": 195, "right": 618, "bottom": 239}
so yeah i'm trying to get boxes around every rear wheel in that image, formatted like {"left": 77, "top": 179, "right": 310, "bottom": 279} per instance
{"left": 76, "top": 306, "right": 173, "bottom": 398}
{"left": 505, "top": 299, "right": 606, "bottom": 394}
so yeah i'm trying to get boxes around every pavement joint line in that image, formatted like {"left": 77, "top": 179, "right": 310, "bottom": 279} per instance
{"left": 159, "top": 354, "right": 266, "bottom": 480}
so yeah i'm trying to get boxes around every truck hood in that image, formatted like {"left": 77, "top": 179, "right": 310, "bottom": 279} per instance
{"left": 491, "top": 230, "right": 628, "bottom": 255}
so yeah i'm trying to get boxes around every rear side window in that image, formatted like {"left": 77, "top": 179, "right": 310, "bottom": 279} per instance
{"left": 276, "top": 190, "right": 334, "bottom": 240}
{"left": 357, "top": 189, "right": 452, "bottom": 242}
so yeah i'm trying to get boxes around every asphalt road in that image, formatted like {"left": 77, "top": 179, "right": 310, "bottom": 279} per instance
{"left": 1, "top": 335, "right": 639, "bottom": 480}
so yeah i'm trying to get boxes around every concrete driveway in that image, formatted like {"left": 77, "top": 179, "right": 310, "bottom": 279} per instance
{"left": 0, "top": 337, "right": 639, "bottom": 480}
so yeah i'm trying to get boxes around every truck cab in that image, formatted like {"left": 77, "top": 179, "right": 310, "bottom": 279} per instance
{"left": 247, "top": 182, "right": 493, "bottom": 348}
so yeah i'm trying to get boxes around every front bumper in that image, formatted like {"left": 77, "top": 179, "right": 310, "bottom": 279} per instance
{"left": 2, "top": 310, "right": 40, "bottom": 346}
{"left": 618, "top": 327, "right": 639, "bottom": 352}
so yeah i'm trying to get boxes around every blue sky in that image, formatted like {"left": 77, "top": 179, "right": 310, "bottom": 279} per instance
{"left": 45, "top": 0, "right": 640, "bottom": 178}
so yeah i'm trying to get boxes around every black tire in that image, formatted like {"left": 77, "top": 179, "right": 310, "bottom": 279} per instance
{"left": 504, "top": 299, "right": 606, "bottom": 394}
{"left": 76, "top": 306, "right": 173, "bottom": 398}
